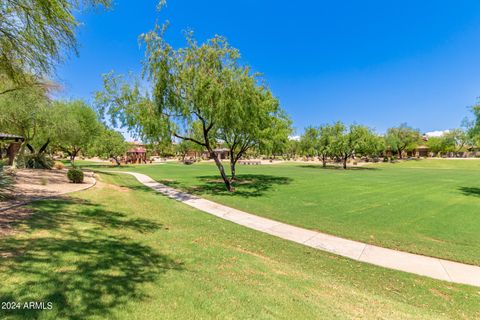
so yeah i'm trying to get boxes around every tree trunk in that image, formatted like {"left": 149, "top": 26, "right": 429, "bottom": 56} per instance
{"left": 398, "top": 150, "right": 402, "bottom": 159}
{"left": 70, "top": 154, "right": 76, "bottom": 167}
{"left": 211, "top": 151, "right": 232, "bottom": 192}
{"left": 322, "top": 155, "right": 327, "bottom": 167}
{"left": 230, "top": 157, "right": 237, "bottom": 181}
{"left": 12, "top": 141, "right": 26, "bottom": 169}
{"left": 343, "top": 156, "right": 348, "bottom": 169}
{"left": 113, "top": 156, "right": 121, "bottom": 166}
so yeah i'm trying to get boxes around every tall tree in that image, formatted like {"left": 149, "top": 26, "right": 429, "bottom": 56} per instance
{"left": 385, "top": 124, "right": 421, "bottom": 159}
{"left": 52, "top": 100, "right": 102, "bottom": 166}
{"left": 217, "top": 69, "right": 283, "bottom": 181}
{"left": 97, "top": 29, "right": 290, "bottom": 191}
{"left": 0, "top": 0, "right": 110, "bottom": 93}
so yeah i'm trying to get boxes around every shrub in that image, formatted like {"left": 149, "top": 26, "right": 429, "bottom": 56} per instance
{"left": 25, "top": 153, "right": 54, "bottom": 169}
{"left": 67, "top": 168, "right": 84, "bottom": 183}
{"left": 53, "top": 161, "right": 65, "bottom": 170}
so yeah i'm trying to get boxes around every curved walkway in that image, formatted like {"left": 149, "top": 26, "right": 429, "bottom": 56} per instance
{"left": 115, "top": 171, "right": 480, "bottom": 287}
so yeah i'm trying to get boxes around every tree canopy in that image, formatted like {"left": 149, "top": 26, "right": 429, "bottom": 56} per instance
{"left": 385, "top": 124, "right": 421, "bottom": 158}
{"left": 0, "top": 0, "right": 110, "bottom": 92}
{"left": 97, "top": 29, "right": 291, "bottom": 191}
{"left": 51, "top": 100, "right": 102, "bottom": 165}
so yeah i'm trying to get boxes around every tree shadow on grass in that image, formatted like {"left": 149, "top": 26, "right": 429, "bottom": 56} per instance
{"left": 458, "top": 187, "right": 480, "bottom": 198}
{"left": 0, "top": 198, "right": 183, "bottom": 320}
{"left": 161, "top": 174, "right": 292, "bottom": 198}
{"left": 297, "top": 164, "right": 379, "bottom": 171}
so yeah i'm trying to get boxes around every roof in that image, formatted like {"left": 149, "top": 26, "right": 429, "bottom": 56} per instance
{"left": 127, "top": 147, "right": 146, "bottom": 153}
{"left": 0, "top": 133, "right": 24, "bottom": 141}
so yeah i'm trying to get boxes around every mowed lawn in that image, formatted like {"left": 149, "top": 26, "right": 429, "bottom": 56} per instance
{"left": 91, "top": 159, "right": 480, "bottom": 265}
{"left": 1, "top": 173, "right": 479, "bottom": 319}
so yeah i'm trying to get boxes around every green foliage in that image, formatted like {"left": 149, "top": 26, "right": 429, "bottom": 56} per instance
{"left": 89, "top": 127, "right": 128, "bottom": 165}
{"left": 0, "top": 82, "right": 52, "bottom": 167}
{"left": 385, "top": 123, "right": 421, "bottom": 158}
{"left": 51, "top": 100, "right": 102, "bottom": 165}
{"left": 96, "top": 27, "right": 292, "bottom": 190}
{"left": 67, "top": 168, "right": 84, "bottom": 183}
{"left": 0, "top": 0, "right": 110, "bottom": 88}
{"left": 0, "top": 83, "right": 50, "bottom": 140}
{"left": 24, "top": 153, "right": 54, "bottom": 169}
{"left": 259, "top": 112, "right": 293, "bottom": 157}
{"left": 329, "top": 123, "right": 378, "bottom": 168}
{"left": 443, "top": 129, "right": 469, "bottom": 153}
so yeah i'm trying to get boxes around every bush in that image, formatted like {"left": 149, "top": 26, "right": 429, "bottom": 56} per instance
{"left": 24, "top": 153, "right": 54, "bottom": 169}
{"left": 53, "top": 161, "right": 65, "bottom": 170}
{"left": 67, "top": 168, "right": 84, "bottom": 183}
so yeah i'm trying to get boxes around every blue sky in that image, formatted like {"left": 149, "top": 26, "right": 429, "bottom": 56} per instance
{"left": 57, "top": 0, "right": 480, "bottom": 135}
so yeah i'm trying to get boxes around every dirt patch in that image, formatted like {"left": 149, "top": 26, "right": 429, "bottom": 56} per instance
{"left": 429, "top": 288, "right": 452, "bottom": 301}
{"left": 0, "top": 169, "right": 95, "bottom": 210}
{"left": 0, "top": 206, "right": 34, "bottom": 236}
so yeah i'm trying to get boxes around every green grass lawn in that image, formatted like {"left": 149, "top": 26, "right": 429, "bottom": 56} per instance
{"left": 1, "top": 173, "right": 479, "bottom": 319}
{"left": 86, "top": 159, "right": 480, "bottom": 266}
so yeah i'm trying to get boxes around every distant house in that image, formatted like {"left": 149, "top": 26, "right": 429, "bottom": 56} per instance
{"left": 415, "top": 145, "right": 429, "bottom": 157}
{"left": 0, "top": 133, "right": 25, "bottom": 165}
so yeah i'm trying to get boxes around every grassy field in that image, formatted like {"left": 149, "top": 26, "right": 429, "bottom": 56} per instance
{"left": 0, "top": 173, "right": 479, "bottom": 319}
{"left": 84, "top": 159, "right": 480, "bottom": 265}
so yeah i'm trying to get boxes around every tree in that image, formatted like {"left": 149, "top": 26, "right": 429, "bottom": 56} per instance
{"left": 330, "top": 123, "right": 376, "bottom": 169}
{"left": 97, "top": 29, "right": 290, "bottom": 192}
{"left": 52, "top": 100, "right": 102, "bottom": 166}
{"left": 426, "top": 136, "right": 447, "bottom": 156}
{"left": 0, "top": 84, "right": 51, "bottom": 167}
{"left": 217, "top": 70, "right": 283, "bottom": 181}
{"left": 286, "top": 138, "right": 300, "bottom": 160}
{"left": 259, "top": 112, "right": 293, "bottom": 159}
{"left": 90, "top": 128, "right": 128, "bottom": 165}
{"left": 300, "top": 125, "right": 335, "bottom": 167}
{"left": 443, "top": 129, "right": 469, "bottom": 155}
{"left": 300, "top": 127, "right": 319, "bottom": 159}
{"left": 385, "top": 124, "right": 421, "bottom": 159}
{"left": 0, "top": 0, "right": 110, "bottom": 93}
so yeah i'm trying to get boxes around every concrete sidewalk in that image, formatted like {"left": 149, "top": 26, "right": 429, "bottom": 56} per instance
{"left": 117, "top": 171, "right": 480, "bottom": 287}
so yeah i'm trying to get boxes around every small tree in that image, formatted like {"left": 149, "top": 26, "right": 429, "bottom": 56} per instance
{"left": 300, "top": 127, "right": 319, "bottom": 159}
{"left": 443, "top": 129, "right": 469, "bottom": 155}
{"left": 259, "top": 113, "right": 292, "bottom": 160}
{"left": 90, "top": 128, "right": 128, "bottom": 165}
{"left": 385, "top": 124, "right": 421, "bottom": 159}
{"left": 426, "top": 136, "right": 447, "bottom": 156}
{"left": 52, "top": 100, "right": 102, "bottom": 166}
{"left": 330, "top": 123, "right": 376, "bottom": 169}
